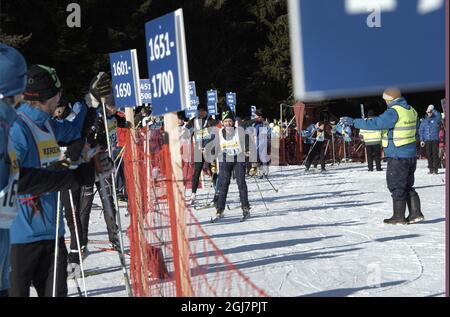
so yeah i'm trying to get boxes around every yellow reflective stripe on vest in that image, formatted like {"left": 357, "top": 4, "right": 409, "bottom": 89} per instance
{"left": 382, "top": 106, "right": 417, "bottom": 148}
{"left": 360, "top": 130, "right": 382, "bottom": 144}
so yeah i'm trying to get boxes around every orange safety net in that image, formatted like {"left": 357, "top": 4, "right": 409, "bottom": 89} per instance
{"left": 122, "top": 127, "right": 267, "bottom": 297}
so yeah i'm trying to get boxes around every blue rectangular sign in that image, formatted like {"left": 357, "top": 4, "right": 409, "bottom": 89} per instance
{"left": 288, "top": 0, "right": 445, "bottom": 101}
{"left": 140, "top": 79, "right": 152, "bottom": 104}
{"left": 109, "top": 49, "right": 141, "bottom": 108}
{"left": 145, "top": 9, "right": 189, "bottom": 115}
{"left": 185, "top": 108, "right": 197, "bottom": 119}
{"left": 189, "top": 95, "right": 199, "bottom": 108}
{"left": 207, "top": 104, "right": 217, "bottom": 116}
{"left": 189, "top": 81, "right": 197, "bottom": 99}
{"left": 207, "top": 90, "right": 218, "bottom": 105}
{"left": 226, "top": 92, "right": 237, "bottom": 113}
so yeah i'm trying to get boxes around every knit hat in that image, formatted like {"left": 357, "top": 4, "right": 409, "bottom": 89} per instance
{"left": 24, "top": 64, "right": 61, "bottom": 101}
{"left": 427, "top": 105, "right": 434, "bottom": 113}
{"left": 221, "top": 107, "right": 235, "bottom": 121}
{"left": 0, "top": 44, "right": 27, "bottom": 98}
{"left": 255, "top": 109, "right": 264, "bottom": 117}
{"left": 197, "top": 103, "right": 208, "bottom": 111}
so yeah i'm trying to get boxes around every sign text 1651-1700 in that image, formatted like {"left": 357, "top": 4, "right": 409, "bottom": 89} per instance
{"left": 148, "top": 32, "right": 176, "bottom": 99}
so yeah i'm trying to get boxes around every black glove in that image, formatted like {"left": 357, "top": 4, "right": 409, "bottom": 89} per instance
{"left": 73, "top": 162, "right": 96, "bottom": 186}
{"left": 89, "top": 72, "right": 112, "bottom": 103}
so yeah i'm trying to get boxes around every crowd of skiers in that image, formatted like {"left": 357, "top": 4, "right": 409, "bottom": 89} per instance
{"left": 1, "top": 43, "right": 446, "bottom": 297}
{"left": 0, "top": 44, "right": 123, "bottom": 297}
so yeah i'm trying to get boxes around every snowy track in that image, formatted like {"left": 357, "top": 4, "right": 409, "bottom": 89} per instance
{"left": 55, "top": 160, "right": 444, "bottom": 297}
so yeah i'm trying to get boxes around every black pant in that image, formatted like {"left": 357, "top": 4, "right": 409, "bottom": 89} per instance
{"left": 217, "top": 161, "right": 249, "bottom": 211}
{"left": 366, "top": 144, "right": 382, "bottom": 171}
{"left": 305, "top": 142, "right": 325, "bottom": 170}
{"left": 386, "top": 157, "right": 418, "bottom": 201}
{"left": 9, "top": 238, "right": 68, "bottom": 297}
{"left": 79, "top": 178, "right": 119, "bottom": 248}
{"left": 191, "top": 156, "right": 206, "bottom": 194}
{"left": 62, "top": 188, "right": 82, "bottom": 261}
{"left": 425, "top": 140, "right": 440, "bottom": 171}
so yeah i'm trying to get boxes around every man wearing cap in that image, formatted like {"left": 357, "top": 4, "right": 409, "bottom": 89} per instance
{"left": 185, "top": 103, "right": 217, "bottom": 204}
{"left": 419, "top": 105, "right": 442, "bottom": 174}
{"left": 214, "top": 107, "right": 251, "bottom": 222}
{"left": 359, "top": 110, "right": 383, "bottom": 172}
{"left": 1, "top": 45, "right": 110, "bottom": 297}
{"left": 8, "top": 64, "right": 90, "bottom": 297}
{"left": 340, "top": 88, "right": 424, "bottom": 225}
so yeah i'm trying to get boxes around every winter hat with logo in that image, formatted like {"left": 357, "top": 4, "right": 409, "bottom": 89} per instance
{"left": 24, "top": 64, "right": 61, "bottom": 101}
{"left": 0, "top": 44, "right": 27, "bottom": 99}
{"left": 221, "top": 107, "right": 235, "bottom": 122}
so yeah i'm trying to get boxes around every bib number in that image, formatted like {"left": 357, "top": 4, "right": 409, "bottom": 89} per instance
{"left": 1, "top": 179, "right": 18, "bottom": 209}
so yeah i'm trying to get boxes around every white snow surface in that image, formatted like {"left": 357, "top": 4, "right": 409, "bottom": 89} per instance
{"left": 58, "top": 160, "right": 445, "bottom": 297}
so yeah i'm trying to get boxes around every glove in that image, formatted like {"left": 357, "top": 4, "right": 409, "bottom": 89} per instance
{"left": 339, "top": 117, "right": 355, "bottom": 127}
{"left": 210, "top": 161, "right": 217, "bottom": 174}
{"left": 249, "top": 166, "right": 257, "bottom": 177}
{"left": 73, "top": 162, "right": 96, "bottom": 186}
{"left": 89, "top": 72, "right": 112, "bottom": 103}
{"left": 421, "top": 141, "right": 425, "bottom": 148}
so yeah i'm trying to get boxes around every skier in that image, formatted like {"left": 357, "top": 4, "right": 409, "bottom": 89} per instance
{"left": 419, "top": 105, "right": 442, "bottom": 174}
{"left": 302, "top": 121, "right": 326, "bottom": 172}
{"left": 214, "top": 107, "right": 251, "bottom": 222}
{"left": 78, "top": 73, "right": 128, "bottom": 253}
{"left": 252, "top": 110, "right": 270, "bottom": 178}
{"left": 7, "top": 64, "right": 111, "bottom": 297}
{"left": 184, "top": 103, "right": 217, "bottom": 204}
{"left": 359, "top": 110, "right": 383, "bottom": 172}
{"left": 340, "top": 87, "right": 424, "bottom": 225}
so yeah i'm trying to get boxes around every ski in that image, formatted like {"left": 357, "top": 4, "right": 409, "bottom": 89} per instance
{"left": 240, "top": 213, "right": 251, "bottom": 222}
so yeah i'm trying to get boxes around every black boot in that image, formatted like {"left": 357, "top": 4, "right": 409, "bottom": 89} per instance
{"left": 384, "top": 200, "right": 407, "bottom": 225}
{"left": 406, "top": 193, "right": 425, "bottom": 224}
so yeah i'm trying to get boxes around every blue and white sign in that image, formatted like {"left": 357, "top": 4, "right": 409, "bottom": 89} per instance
{"left": 207, "top": 90, "right": 218, "bottom": 116}
{"left": 185, "top": 108, "right": 197, "bottom": 119}
{"left": 226, "top": 92, "right": 237, "bottom": 113}
{"left": 145, "top": 9, "right": 190, "bottom": 115}
{"left": 251, "top": 105, "right": 257, "bottom": 120}
{"left": 189, "top": 81, "right": 197, "bottom": 99}
{"left": 140, "top": 79, "right": 152, "bottom": 104}
{"left": 288, "top": 0, "right": 445, "bottom": 102}
{"left": 109, "top": 49, "right": 141, "bottom": 108}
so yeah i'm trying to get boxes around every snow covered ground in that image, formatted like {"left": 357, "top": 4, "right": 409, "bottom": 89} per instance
{"left": 60, "top": 159, "right": 445, "bottom": 297}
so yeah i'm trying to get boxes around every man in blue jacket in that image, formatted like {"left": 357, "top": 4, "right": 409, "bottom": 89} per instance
{"left": 340, "top": 88, "right": 424, "bottom": 225}
{"left": 8, "top": 64, "right": 89, "bottom": 297}
{"left": 1, "top": 45, "right": 110, "bottom": 297}
{"left": 419, "top": 105, "right": 442, "bottom": 174}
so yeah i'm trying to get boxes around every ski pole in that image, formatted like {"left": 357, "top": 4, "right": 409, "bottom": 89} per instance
{"left": 263, "top": 175, "right": 279, "bottom": 193}
{"left": 100, "top": 101, "right": 133, "bottom": 297}
{"left": 253, "top": 176, "right": 269, "bottom": 213}
{"left": 73, "top": 275, "right": 83, "bottom": 297}
{"left": 69, "top": 190, "right": 88, "bottom": 297}
{"left": 52, "top": 192, "right": 61, "bottom": 297}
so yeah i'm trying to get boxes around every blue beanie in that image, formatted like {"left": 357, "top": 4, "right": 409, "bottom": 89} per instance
{"left": 0, "top": 44, "right": 27, "bottom": 99}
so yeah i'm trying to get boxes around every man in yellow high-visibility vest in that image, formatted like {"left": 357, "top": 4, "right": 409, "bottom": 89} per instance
{"left": 340, "top": 88, "right": 424, "bottom": 225}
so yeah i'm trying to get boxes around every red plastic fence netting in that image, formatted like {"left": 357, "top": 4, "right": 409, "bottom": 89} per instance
{"left": 121, "top": 127, "right": 267, "bottom": 297}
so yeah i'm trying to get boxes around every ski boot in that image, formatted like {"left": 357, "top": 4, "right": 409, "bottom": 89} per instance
{"left": 384, "top": 200, "right": 407, "bottom": 225}
{"left": 67, "top": 262, "right": 82, "bottom": 280}
{"left": 211, "top": 209, "right": 225, "bottom": 223}
{"left": 406, "top": 192, "right": 425, "bottom": 224}
{"left": 240, "top": 206, "right": 251, "bottom": 222}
